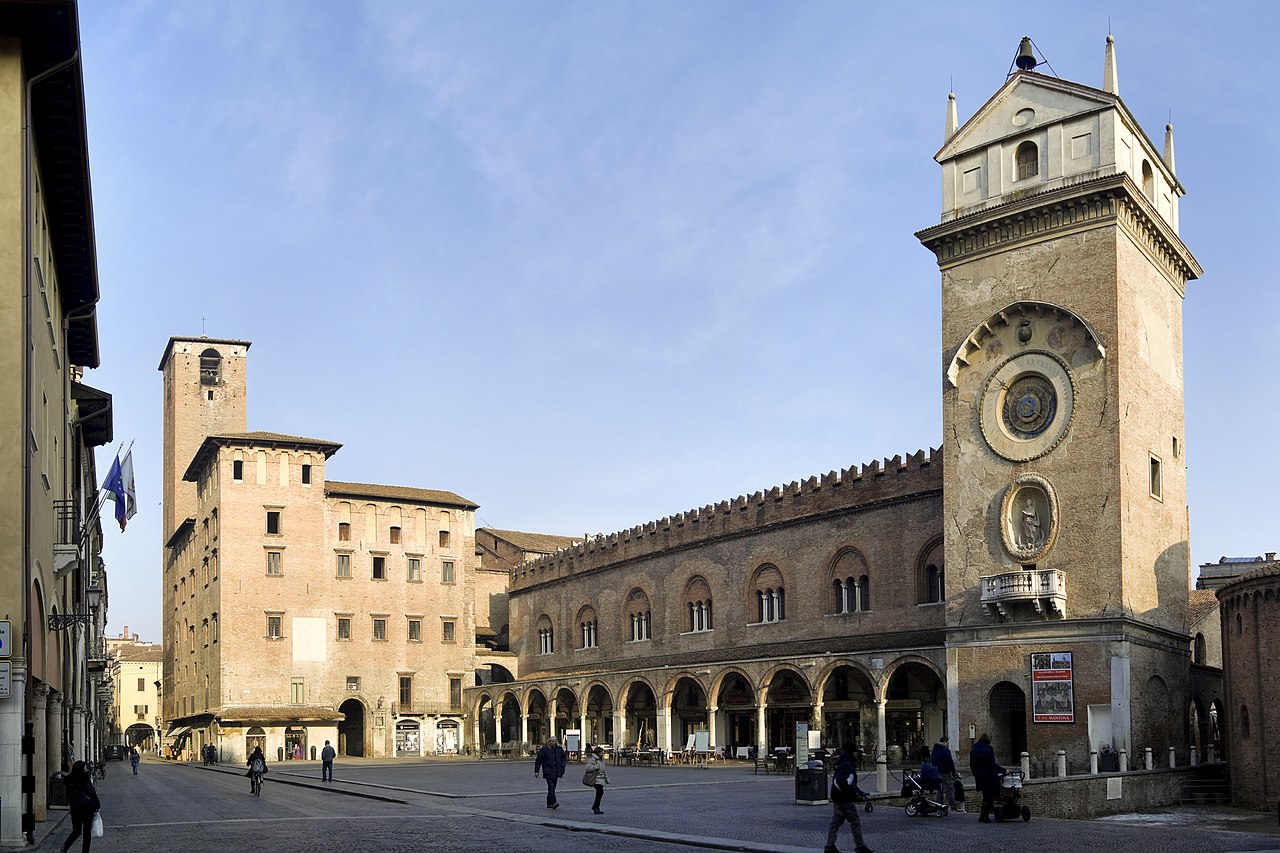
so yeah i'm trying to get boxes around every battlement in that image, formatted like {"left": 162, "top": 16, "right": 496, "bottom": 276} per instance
{"left": 510, "top": 447, "right": 942, "bottom": 590}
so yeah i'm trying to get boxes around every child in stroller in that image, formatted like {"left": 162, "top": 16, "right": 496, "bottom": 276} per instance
{"left": 990, "top": 770, "right": 1032, "bottom": 822}
{"left": 901, "top": 764, "right": 949, "bottom": 817}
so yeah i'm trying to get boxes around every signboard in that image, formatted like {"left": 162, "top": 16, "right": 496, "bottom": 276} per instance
{"left": 0, "top": 660, "right": 9, "bottom": 699}
{"left": 1031, "top": 652, "right": 1074, "bottom": 723}
{"left": 565, "top": 731, "right": 581, "bottom": 754}
{"left": 795, "top": 721, "right": 809, "bottom": 764}
{"left": 0, "top": 620, "right": 9, "bottom": 657}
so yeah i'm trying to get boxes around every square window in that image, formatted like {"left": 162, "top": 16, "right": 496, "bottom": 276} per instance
{"left": 442, "top": 560, "right": 455, "bottom": 584}
{"left": 408, "top": 558, "right": 420, "bottom": 582}
{"left": 449, "top": 677, "right": 462, "bottom": 709}
{"left": 266, "top": 551, "right": 282, "bottom": 576}
{"left": 346, "top": 675, "right": 360, "bottom": 691}
{"left": 266, "top": 510, "right": 281, "bottom": 535}
{"left": 301, "top": 464, "right": 312, "bottom": 485}
{"left": 390, "top": 526, "right": 401, "bottom": 545}
{"left": 372, "top": 556, "right": 386, "bottom": 580}
{"left": 441, "top": 620, "right": 455, "bottom": 643}
{"left": 439, "top": 530, "right": 450, "bottom": 548}
{"left": 372, "top": 618, "right": 387, "bottom": 641}
{"left": 338, "top": 522, "right": 350, "bottom": 541}
{"left": 336, "top": 553, "right": 350, "bottom": 578}
{"left": 1150, "top": 454, "right": 1163, "bottom": 500}
{"left": 337, "top": 617, "right": 351, "bottom": 640}
{"left": 408, "top": 619, "right": 421, "bottom": 641}
{"left": 290, "top": 677, "right": 304, "bottom": 704}
{"left": 267, "top": 615, "right": 282, "bottom": 639}
{"left": 399, "top": 676, "right": 412, "bottom": 708}
{"left": 233, "top": 460, "right": 244, "bottom": 481}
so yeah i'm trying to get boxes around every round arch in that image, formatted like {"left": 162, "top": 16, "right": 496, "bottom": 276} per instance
{"left": 667, "top": 675, "right": 710, "bottom": 751}
{"left": 816, "top": 662, "right": 876, "bottom": 756}
{"left": 828, "top": 548, "right": 870, "bottom": 615}
{"left": 525, "top": 688, "right": 549, "bottom": 743}
{"left": 762, "top": 667, "right": 811, "bottom": 752}
{"left": 914, "top": 536, "right": 945, "bottom": 605}
{"left": 621, "top": 678, "right": 659, "bottom": 748}
{"left": 987, "top": 681, "right": 1028, "bottom": 765}
{"left": 882, "top": 658, "right": 947, "bottom": 763}
{"left": 338, "top": 697, "right": 366, "bottom": 756}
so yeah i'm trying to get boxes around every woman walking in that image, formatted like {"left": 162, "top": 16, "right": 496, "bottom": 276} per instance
{"left": 61, "top": 760, "right": 101, "bottom": 853}
{"left": 584, "top": 745, "right": 610, "bottom": 814}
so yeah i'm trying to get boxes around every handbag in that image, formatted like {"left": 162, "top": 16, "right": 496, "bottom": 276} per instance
{"left": 582, "top": 767, "right": 599, "bottom": 786}
{"left": 91, "top": 811, "right": 104, "bottom": 838}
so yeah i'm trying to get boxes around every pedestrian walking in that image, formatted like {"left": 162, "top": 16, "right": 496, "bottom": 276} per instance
{"left": 61, "top": 760, "right": 101, "bottom": 853}
{"left": 929, "top": 736, "right": 959, "bottom": 810}
{"left": 321, "top": 739, "right": 336, "bottom": 782}
{"left": 824, "top": 742, "right": 873, "bottom": 853}
{"left": 129, "top": 746, "right": 140, "bottom": 775}
{"left": 968, "top": 733, "right": 1006, "bottom": 823}
{"left": 533, "top": 736, "right": 567, "bottom": 809}
{"left": 583, "top": 745, "right": 610, "bottom": 814}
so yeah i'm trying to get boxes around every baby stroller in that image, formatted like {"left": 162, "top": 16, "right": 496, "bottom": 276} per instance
{"left": 991, "top": 770, "right": 1031, "bottom": 822}
{"left": 901, "top": 771, "right": 948, "bottom": 817}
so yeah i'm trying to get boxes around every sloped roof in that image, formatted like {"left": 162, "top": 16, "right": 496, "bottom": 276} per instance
{"left": 1188, "top": 588, "right": 1219, "bottom": 626}
{"left": 326, "top": 480, "right": 478, "bottom": 510}
{"left": 182, "top": 431, "right": 343, "bottom": 481}
{"left": 482, "top": 528, "right": 581, "bottom": 555}
{"left": 215, "top": 704, "right": 345, "bottom": 724}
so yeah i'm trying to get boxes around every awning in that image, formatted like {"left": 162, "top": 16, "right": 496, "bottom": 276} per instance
{"left": 166, "top": 726, "right": 191, "bottom": 739}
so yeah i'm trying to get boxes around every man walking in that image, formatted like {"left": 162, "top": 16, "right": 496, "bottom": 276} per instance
{"left": 534, "top": 736, "right": 567, "bottom": 809}
{"left": 129, "top": 746, "right": 140, "bottom": 775}
{"left": 321, "top": 740, "right": 336, "bottom": 782}
{"left": 930, "top": 735, "right": 960, "bottom": 810}
{"left": 824, "top": 742, "right": 873, "bottom": 853}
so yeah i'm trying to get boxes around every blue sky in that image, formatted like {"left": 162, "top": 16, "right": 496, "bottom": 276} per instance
{"left": 79, "top": 1, "right": 1280, "bottom": 643}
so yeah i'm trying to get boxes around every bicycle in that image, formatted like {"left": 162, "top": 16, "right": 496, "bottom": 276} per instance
{"left": 91, "top": 761, "right": 106, "bottom": 781}
{"left": 250, "top": 771, "right": 263, "bottom": 797}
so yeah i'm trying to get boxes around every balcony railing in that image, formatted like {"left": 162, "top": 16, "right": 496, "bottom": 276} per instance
{"left": 53, "top": 500, "right": 82, "bottom": 578}
{"left": 980, "top": 568, "right": 1067, "bottom": 619}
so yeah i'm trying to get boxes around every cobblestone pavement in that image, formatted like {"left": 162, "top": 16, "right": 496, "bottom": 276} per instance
{"left": 19, "top": 756, "right": 1280, "bottom": 853}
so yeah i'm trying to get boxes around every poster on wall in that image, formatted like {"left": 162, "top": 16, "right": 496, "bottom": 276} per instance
{"left": 1031, "top": 652, "right": 1074, "bottom": 723}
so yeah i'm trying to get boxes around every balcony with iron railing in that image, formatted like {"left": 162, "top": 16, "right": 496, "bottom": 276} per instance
{"left": 54, "top": 499, "right": 83, "bottom": 578}
{"left": 980, "top": 568, "right": 1067, "bottom": 620}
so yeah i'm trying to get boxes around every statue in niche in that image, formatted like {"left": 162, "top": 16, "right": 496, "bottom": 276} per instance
{"left": 1020, "top": 497, "right": 1042, "bottom": 548}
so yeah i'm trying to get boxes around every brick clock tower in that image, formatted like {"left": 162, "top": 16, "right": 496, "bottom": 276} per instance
{"left": 917, "top": 38, "right": 1203, "bottom": 765}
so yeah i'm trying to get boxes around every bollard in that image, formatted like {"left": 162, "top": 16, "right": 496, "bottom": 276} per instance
{"left": 1143, "top": 747, "right": 1153, "bottom": 770}
{"left": 1207, "top": 745, "right": 1215, "bottom": 764}
{"left": 1090, "top": 749, "right": 1099, "bottom": 774}
{"left": 1119, "top": 749, "right": 1129, "bottom": 772}
{"left": 1020, "top": 751, "right": 1030, "bottom": 778}
{"left": 1169, "top": 746, "right": 1177, "bottom": 768}
{"left": 1057, "top": 750, "right": 1067, "bottom": 777}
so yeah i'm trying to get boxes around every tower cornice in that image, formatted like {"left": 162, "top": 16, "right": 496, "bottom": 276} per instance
{"left": 915, "top": 172, "right": 1202, "bottom": 295}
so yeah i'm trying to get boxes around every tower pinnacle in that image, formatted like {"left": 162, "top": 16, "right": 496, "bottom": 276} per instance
{"left": 1103, "top": 34, "right": 1119, "bottom": 95}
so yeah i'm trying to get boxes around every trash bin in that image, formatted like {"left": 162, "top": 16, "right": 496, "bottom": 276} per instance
{"left": 1100, "top": 747, "right": 1119, "bottom": 773}
{"left": 49, "top": 771, "right": 67, "bottom": 808}
{"left": 795, "top": 760, "right": 828, "bottom": 805}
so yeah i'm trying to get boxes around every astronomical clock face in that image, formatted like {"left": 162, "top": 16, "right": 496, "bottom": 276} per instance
{"left": 980, "top": 351, "right": 1074, "bottom": 462}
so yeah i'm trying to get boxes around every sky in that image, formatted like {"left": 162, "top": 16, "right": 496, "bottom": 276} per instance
{"left": 77, "top": 1, "right": 1280, "bottom": 644}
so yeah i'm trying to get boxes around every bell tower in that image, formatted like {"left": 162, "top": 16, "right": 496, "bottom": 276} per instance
{"left": 158, "top": 336, "right": 251, "bottom": 542}
{"left": 917, "top": 37, "right": 1202, "bottom": 761}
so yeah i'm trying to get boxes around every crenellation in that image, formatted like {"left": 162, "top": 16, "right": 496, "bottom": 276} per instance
{"left": 863, "top": 459, "right": 881, "bottom": 477}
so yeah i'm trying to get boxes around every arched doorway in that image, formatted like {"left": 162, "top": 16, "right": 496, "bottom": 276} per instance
{"left": 821, "top": 665, "right": 875, "bottom": 757}
{"left": 624, "top": 682, "right": 657, "bottom": 748}
{"left": 716, "top": 674, "right": 756, "bottom": 755}
{"left": 526, "top": 689, "right": 549, "bottom": 743}
{"left": 339, "top": 698, "right": 365, "bottom": 756}
{"left": 395, "top": 719, "right": 421, "bottom": 756}
{"left": 285, "top": 725, "right": 307, "bottom": 760}
{"left": 988, "top": 681, "right": 1027, "bottom": 765}
{"left": 885, "top": 662, "right": 946, "bottom": 764}
{"left": 436, "top": 719, "right": 460, "bottom": 754}
{"left": 125, "top": 723, "right": 155, "bottom": 751}
{"left": 585, "top": 685, "right": 613, "bottom": 747}
{"left": 765, "top": 669, "right": 811, "bottom": 752}
{"left": 498, "top": 693, "right": 521, "bottom": 745}
{"left": 671, "top": 677, "right": 709, "bottom": 749}
{"left": 1141, "top": 675, "right": 1172, "bottom": 751}
{"left": 1210, "top": 698, "right": 1225, "bottom": 759}
{"left": 554, "top": 687, "right": 579, "bottom": 743}
{"left": 245, "top": 726, "right": 266, "bottom": 758}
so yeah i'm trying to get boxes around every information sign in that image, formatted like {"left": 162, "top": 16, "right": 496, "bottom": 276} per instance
{"left": 0, "top": 620, "right": 9, "bottom": 657}
{"left": 0, "top": 660, "right": 9, "bottom": 699}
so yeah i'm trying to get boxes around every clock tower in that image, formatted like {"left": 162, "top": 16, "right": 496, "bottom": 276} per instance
{"left": 917, "top": 37, "right": 1202, "bottom": 762}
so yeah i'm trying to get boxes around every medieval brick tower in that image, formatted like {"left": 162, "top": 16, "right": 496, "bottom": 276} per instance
{"left": 917, "top": 37, "right": 1202, "bottom": 766}
{"left": 159, "top": 337, "right": 251, "bottom": 541}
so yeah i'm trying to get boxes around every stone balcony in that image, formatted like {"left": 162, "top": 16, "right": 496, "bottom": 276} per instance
{"left": 980, "top": 568, "right": 1067, "bottom": 619}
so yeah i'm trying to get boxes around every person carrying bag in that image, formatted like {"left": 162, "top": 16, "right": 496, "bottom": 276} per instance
{"left": 61, "top": 760, "right": 102, "bottom": 853}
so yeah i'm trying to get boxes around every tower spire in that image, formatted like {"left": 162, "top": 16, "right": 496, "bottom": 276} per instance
{"left": 1103, "top": 34, "right": 1119, "bottom": 95}
{"left": 945, "top": 91, "right": 958, "bottom": 144}
{"left": 1163, "top": 122, "right": 1176, "bottom": 174}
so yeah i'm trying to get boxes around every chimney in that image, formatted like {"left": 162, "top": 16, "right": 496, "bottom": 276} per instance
{"left": 123, "top": 625, "right": 130, "bottom": 639}
{"left": 1267, "top": 553, "right": 1276, "bottom": 561}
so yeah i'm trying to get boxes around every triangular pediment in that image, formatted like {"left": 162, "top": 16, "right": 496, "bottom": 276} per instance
{"left": 938, "top": 71, "right": 1118, "bottom": 163}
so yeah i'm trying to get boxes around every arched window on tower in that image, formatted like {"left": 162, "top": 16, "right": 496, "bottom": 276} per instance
{"left": 199, "top": 348, "right": 222, "bottom": 386}
{"left": 925, "top": 564, "right": 944, "bottom": 604}
{"left": 1142, "top": 159, "right": 1155, "bottom": 200}
{"left": 1015, "top": 141, "right": 1039, "bottom": 181}
{"left": 1193, "top": 633, "right": 1207, "bottom": 665}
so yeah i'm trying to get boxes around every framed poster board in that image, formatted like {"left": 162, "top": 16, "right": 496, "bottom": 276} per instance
{"left": 565, "top": 731, "right": 581, "bottom": 754}
{"left": 1031, "top": 652, "right": 1074, "bottom": 723}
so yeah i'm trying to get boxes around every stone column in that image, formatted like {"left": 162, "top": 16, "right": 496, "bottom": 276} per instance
{"left": 1, "top": 665, "right": 28, "bottom": 847}
{"left": 578, "top": 712, "right": 588, "bottom": 746}
{"left": 519, "top": 714, "right": 528, "bottom": 746}
{"left": 875, "top": 700, "right": 888, "bottom": 793}
{"left": 492, "top": 710, "right": 500, "bottom": 747}
{"left": 547, "top": 696, "right": 557, "bottom": 743}
{"left": 613, "top": 708, "right": 625, "bottom": 748}
{"left": 32, "top": 683, "right": 48, "bottom": 822}
{"left": 660, "top": 701, "right": 672, "bottom": 753}
{"left": 1168, "top": 746, "right": 1176, "bottom": 768}
{"left": 708, "top": 705, "right": 719, "bottom": 750}
{"left": 755, "top": 702, "right": 767, "bottom": 751}
{"left": 812, "top": 700, "right": 824, "bottom": 748}
{"left": 47, "top": 692, "right": 64, "bottom": 774}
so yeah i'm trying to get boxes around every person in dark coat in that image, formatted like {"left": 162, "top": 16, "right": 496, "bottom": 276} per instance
{"left": 930, "top": 735, "right": 960, "bottom": 810}
{"left": 824, "top": 742, "right": 873, "bottom": 853}
{"left": 533, "top": 736, "right": 567, "bottom": 809}
{"left": 968, "top": 733, "right": 1005, "bottom": 822}
{"left": 61, "top": 760, "right": 101, "bottom": 853}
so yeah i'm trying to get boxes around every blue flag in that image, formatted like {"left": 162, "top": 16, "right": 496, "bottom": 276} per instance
{"left": 102, "top": 453, "right": 127, "bottom": 531}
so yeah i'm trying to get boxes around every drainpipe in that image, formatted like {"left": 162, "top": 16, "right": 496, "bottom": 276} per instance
{"left": 21, "top": 48, "right": 81, "bottom": 845}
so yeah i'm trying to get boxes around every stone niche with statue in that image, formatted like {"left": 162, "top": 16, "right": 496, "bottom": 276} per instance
{"left": 999, "top": 473, "right": 1057, "bottom": 564}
